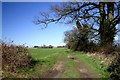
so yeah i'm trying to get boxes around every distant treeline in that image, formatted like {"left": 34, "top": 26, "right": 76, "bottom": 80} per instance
{"left": 57, "top": 46, "right": 65, "bottom": 48}
{"left": 33, "top": 45, "right": 65, "bottom": 48}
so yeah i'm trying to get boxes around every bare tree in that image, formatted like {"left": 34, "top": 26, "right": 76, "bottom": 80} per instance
{"left": 34, "top": 2, "right": 120, "bottom": 46}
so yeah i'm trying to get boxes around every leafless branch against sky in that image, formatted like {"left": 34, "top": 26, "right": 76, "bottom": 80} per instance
{"left": 1, "top": 0, "right": 120, "bottom": 2}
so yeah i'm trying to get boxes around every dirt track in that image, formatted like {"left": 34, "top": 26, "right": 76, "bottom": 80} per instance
{"left": 42, "top": 54, "right": 100, "bottom": 78}
{"left": 42, "top": 61, "right": 64, "bottom": 78}
{"left": 74, "top": 59, "right": 100, "bottom": 78}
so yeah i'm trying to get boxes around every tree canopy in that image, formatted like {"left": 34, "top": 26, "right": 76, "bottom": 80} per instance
{"left": 34, "top": 2, "right": 120, "bottom": 46}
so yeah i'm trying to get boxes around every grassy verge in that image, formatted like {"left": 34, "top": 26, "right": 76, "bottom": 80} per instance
{"left": 71, "top": 51, "right": 110, "bottom": 78}
{"left": 59, "top": 49, "right": 109, "bottom": 78}
{"left": 61, "top": 53, "right": 80, "bottom": 78}
{"left": 16, "top": 53, "right": 58, "bottom": 78}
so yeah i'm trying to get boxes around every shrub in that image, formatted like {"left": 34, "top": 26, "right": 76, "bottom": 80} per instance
{"left": 107, "top": 52, "right": 120, "bottom": 79}
{"left": 2, "top": 42, "right": 34, "bottom": 72}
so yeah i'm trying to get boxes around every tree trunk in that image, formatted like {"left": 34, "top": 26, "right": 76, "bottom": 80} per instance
{"left": 106, "top": 2, "right": 115, "bottom": 46}
{"left": 99, "top": 2, "right": 115, "bottom": 47}
{"left": 99, "top": 2, "right": 106, "bottom": 46}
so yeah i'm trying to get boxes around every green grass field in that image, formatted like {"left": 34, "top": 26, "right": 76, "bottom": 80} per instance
{"left": 29, "top": 48, "right": 65, "bottom": 59}
{"left": 4, "top": 48, "right": 109, "bottom": 78}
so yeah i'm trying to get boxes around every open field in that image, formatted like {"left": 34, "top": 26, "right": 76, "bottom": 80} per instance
{"left": 28, "top": 48, "right": 110, "bottom": 78}
{"left": 29, "top": 48, "right": 66, "bottom": 59}
{"left": 3, "top": 48, "right": 110, "bottom": 78}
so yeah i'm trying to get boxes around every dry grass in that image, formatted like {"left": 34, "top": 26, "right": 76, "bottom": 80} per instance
{"left": 87, "top": 52, "right": 117, "bottom": 68}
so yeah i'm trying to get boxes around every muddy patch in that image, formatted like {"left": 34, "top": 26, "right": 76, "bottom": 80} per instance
{"left": 42, "top": 61, "right": 64, "bottom": 78}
